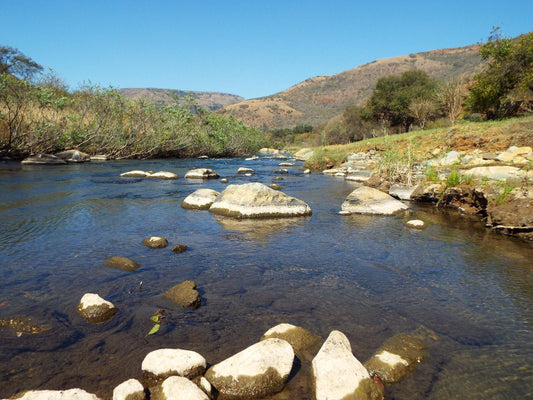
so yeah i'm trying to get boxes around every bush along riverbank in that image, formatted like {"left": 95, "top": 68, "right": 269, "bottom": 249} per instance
{"left": 0, "top": 77, "right": 268, "bottom": 160}
{"left": 303, "top": 116, "right": 533, "bottom": 241}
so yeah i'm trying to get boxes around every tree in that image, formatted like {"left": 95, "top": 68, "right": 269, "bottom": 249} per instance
{"left": 363, "top": 70, "right": 438, "bottom": 132}
{"left": 466, "top": 29, "right": 533, "bottom": 118}
{"left": 438, "top": 76, "right": 468, "bottom": 125}
{"left": 0, "top": 45, "right": 43, "bottom": 80}
{"left": 409, "top": 98, "right": 436, "bottom": 129}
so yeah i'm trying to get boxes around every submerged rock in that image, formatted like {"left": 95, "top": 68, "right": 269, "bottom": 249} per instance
{"left": 21, "top": 154, "right": 67, "bottom": 165}
{"left": 142, "top": 348, "right": 207, "bottom": 381}
{"left": 341, "top": 186, "right": 408, "bottom": 215}
{"left": 209, "top": 182, "right": 312, "bottom": 218}
{"left": 205, "top": 338, "right": 294, "bottom": 399}
{"left": 311, "top": 330, "right": 384, "bottom": 400}
{"left": 163, "top": 281, "right": 201, "bottom": 308}
{"left": 364, "top": 333, "right": 427, "bottom": 384}
{"left": 184, "top": 168, "right": 219, "bottom": 179}
{"left": 181, "top": 189, "right": 220, "bottom": 210}
{"left": 0, "top": 316, "right": 50, "bottom": 335}
{"left": 112, "top": 378, "right": 144, "bottom": 400}
{"left": 104, "top": 256, "right": 141, "bottom": 272}
{"left": 143, "top": 236, "right": 169, "bottom": 249}
{"left": 15, "top": 388, "right": 100, "bottom": 400}
{"left": 77, "top": 293, "right": 117, "bottom": 324}
{"left": 171, "top": 244, "right": 189, "bottom": 254}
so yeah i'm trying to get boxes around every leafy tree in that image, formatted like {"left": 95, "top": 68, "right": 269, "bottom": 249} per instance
{"left": 0, "top": 46, "right": 43, "bottom": 80}
{"left": 466, "top": 29, "right": 533, "bottom": 118}
{"left": 363, "top": 70, "right": 438, "bottom": 132}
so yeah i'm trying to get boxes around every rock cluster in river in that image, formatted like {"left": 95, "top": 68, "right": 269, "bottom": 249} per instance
{"left": 13, "top": 323, "right": 426, "bottom": 400}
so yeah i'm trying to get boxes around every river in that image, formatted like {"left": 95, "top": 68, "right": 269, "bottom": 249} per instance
{"left": 0, "top": 156, "right": 532, "bottom": 399}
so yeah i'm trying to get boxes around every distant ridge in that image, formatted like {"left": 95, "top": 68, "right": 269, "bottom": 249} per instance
{"left": 119, "top": 88, "right": 244, "bottom": 111}
{"left": 219, "top": 44, "right": 484, "bottom": 130}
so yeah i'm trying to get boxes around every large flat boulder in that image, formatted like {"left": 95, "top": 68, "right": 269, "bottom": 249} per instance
{"left": 341, "top": 186, "right": 408, "bottom": 215}
{"left": 21, "top": 154, "right": 67, "bottom": 165}
{"left": 205, "top": 338, "right": 294, "bottom": 399}
{"left": 465, "top": 166, "right": 530, "bottom": 181}
{"left": 182, "top": 189, "right": 220, "bottom": 210}
{"left": 311, "top": 330, "right": 384, "bottom": 400}
{"left": 209, "top": 182, "right": 312, "bottom": 218}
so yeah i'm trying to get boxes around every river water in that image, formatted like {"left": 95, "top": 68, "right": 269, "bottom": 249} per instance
{"left": 0, "top": 156, "right": 532, "bottom": 399}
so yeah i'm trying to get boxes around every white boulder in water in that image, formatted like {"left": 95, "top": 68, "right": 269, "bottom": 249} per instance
{"left": 341, "top": 186, "right": 408, "bottom": 215}
{"left": 209, "top": 182, "right": 311, "bottom": 218}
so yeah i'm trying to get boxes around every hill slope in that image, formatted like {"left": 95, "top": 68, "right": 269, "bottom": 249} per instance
{"left": 219, "top": 44, "right": 484, "bottom": 130}
{"left": 119, "top": 88, "right": 244, "bottom": 111}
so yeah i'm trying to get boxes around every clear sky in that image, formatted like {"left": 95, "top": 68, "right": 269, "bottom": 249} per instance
{"left": 2, "top": 0, "right": 532, "bottom": 99}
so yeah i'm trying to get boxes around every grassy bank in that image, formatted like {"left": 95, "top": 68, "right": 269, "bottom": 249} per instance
{"left": 304, "top": 115, "right": 533, "bottom": 171}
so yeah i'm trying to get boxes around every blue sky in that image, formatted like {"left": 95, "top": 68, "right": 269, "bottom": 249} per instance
{"left": 2, "top": 1, "right": 532, "bottom": 99}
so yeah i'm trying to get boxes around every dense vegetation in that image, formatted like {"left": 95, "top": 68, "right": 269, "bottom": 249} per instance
{"left": 0, "top": 46, "right": 267, "bottom": 159}
{"left": 466, "top": 29, "right": 533, "bottom": 118}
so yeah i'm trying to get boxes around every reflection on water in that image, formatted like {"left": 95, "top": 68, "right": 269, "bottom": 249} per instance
{"left": 0, "top": 158, "right": 532, "bottom": 399}
{"left": 213, "top": 214, "right": 308, "bottom": 241}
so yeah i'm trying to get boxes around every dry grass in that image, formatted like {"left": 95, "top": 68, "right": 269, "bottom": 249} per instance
{"left": 304, "top": 115, "right": 533, "bottom": 170}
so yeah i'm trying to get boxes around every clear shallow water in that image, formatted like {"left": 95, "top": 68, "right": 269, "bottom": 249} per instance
{"left": 0, "top": 157, "right": 532, "bottom": 399}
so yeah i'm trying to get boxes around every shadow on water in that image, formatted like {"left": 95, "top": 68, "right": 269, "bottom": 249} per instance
{"left": 0, "top": 158, "right": 532, "bottom": 399}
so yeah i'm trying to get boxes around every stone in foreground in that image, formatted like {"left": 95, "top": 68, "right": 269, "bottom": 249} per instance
{"left": 209, "top": 182, "right": 312, "bottom": 218}
{"left": 364, "top": 333, "right": 427, "bottom": 384}
{"left": 341, "top": 186, "right": 408, "bottom": 215}
{"left": 184, "top": 168, "right": 219, "bottom": 179}
{"left": 182, "top": 189, "right": 220, "bottom": 210}
{"left": 77, "top": 293, "right": 118, "bottom": 324}
{"left": 155, "top": 376, "right": 209, "bottom": 400}
{"left": 112, "top": 378, "right": 144, "bottom": 400}
{"left": 142, "top": 348, "right": 207, "bottom": 381}
{"left": 104, "top": 256, "right": 141, "bottom": 272}
{"left": 163, "top": 280, "right": 201, "bottom": 308}
{"left": 311, "top": 330, "right": 384, "bottom": 400}
{"left": 205, "top": 338, "right": 294, "bottom": 399}
{"left": 143, "top": 236, "right": 169, "bottom": 249}
{"left": 15, "top": 388, "right": 100, "bottom": 400}
{"left": 261, "top": 323, "right": 321, "bottom": 354}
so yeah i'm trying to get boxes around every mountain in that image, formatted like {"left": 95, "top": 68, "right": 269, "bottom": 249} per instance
{"left": 119, "top": 88, "right": 244, "bottom": 111}
{"left": 218, "top": 44, "right": 484, "bottom": 130}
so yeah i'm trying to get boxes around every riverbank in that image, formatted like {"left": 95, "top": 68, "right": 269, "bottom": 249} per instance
{"left": 300, "top": 116, "right": 533, "bottom": 240}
